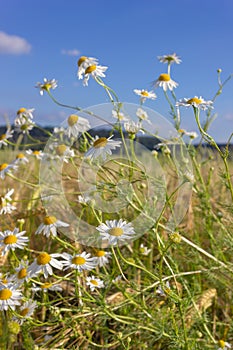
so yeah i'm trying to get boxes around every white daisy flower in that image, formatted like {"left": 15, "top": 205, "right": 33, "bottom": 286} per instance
{"left": 15, "top": 107, "right": 35, "bottom": 122}
{"left": 0, "top": 284, "right": 22, "bottom": 311}
{"left": 0, "top": 162, "right": 17, "bottom": 180}
{"left": 133, "top": 89, "right": 157, "bottom": 104}
{"left": 156, "top": 281, "right": 171, "bottom": 297}
{"left": 10, "top": 260, "right": 30, "bottom": 286}
{"left": 112, "top": 110, "right": 129, "bottom": 121}
{"left": 14, "top": 300, "right": 37, "bottom": 324}
{"left": 186, "top": 131, "right": 198, "bottom": 139}
{"left": 218, "top": 340, "right": 231, "bottom": 350}
{"left": 83, "top": 64, "right": 108, "bottom": 86}
{"left": 112, "top": 275, "right": 122, "bottom": 283}
{"left": 65, "top": 114, "right": 90, "bottom": 138}
{"left": 14, "top": 153, "right": 29, "bottom": 165}
{"left": 153, "top": 73, "right": 178, "bottom": 91}
{"left": 139, "top": 244, "right": 151, "bottom": 256}
{"left": 28, "top": 252, "right": 63, "bottom": 279}
{"left": 77, "top": 194, "right": 92, "bottom": 205}
{"left": 53, "top": 126, "right": 65, "bottom": 134}
{"left": 94, "top": 250, "right": 112, "bottom": 267}
{"left": 0, "top": 129, "right": 14, "bottom": 148}
{"left": 0, "top": 228, "right": 29, "bottom": 256}
{"left": 96, "top": 219, "right": 136, "bottom": 245}
{"left": 32, "top": 282, "right": 63, "bottom": 292}
{"left": 26, "top": 149, "right": 44, "bottom": 160}
{"left": 36, "top": 78, "right": 58, "bottom": 95}
{"left": 14, "top": 119, "right": 35, "bottom": 134}
{"left": 86, "top": 276, "right": 104, "bottom": 292}
{"left": 46, "top": 144, "right": 75, "bottom": 163}
{"left": 136, "top": 108, "right": 151, "bottom": 124}
{"left": 35, "top": 216, "right": 69, "bottom": 238}
{"left": 85, "top": 135, "right": 121, "bottom": 161}
{"left": 0, "top": 188, "right": 16, "bottom": 215}
{"left": 77, "top": 56, "right": 99, "bottom": 80}
{"left": 176, "top": 96, "right": 213, "bottom": 110}
{"left": 124, "top": 120, "right": 144, "bottom": 135}
{"left": 61, "top": 252, "right": 97, "bottom": 272}
{"left": 157, "top": 53, "right": 182, "bottom": 65}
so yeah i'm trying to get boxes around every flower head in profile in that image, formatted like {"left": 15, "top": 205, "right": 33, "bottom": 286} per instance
{"left": 26, "top": 149, "right": 44, "bottom": 160}
{"left": 96, "top": 219, "right": 135, "bottom": 245}
{"left": 176, "top": 96, "right": 213, "bottom": 110}
{"left": 14, "top": 153, "right": 29, "bottom": 165}
{"left": 94, "top": 250, "right": 112, "bottom": 267}
{"left": 218, "top": 340, "right": 231, "bottom": 350}
{"left": 157, "top": 53, "right": 181, "bottom": 65}
{"left": 139, "top": 244, "right": 151, "bottom": 256}
{"left": 35, "top": 215, "right": 69, "bottom": 238}
{"left": 0, "top": 228, "right": 29, "bottom": 256}
{"left": 156, "top": 281, "right": 171, "bottom": 297}
{"left": 86, "top": 276, "right": 104, "bottom": 292}
{"left": 14, "top": 300, "right": 37, "bottom": 324}
{"left": 153, "top": 73, "right": 178, "bottom": 91}
{"left": 77, "top": 56, "right": 99, "bottom": 79}
{"left": 28, "top": 252, "right": 63, "bottom": 279}
{"left": 85, "top": 135, "right": 121, "bottom": 161}
{"left": 0, "top": 162, "right": 17, "bottom": 180}
{"left": 10, "top": 260, "right": 30, "bottom": 286}
{"left": 112, "top": 109, "right": 129, "bottom": 121}
{"left": 36, "top": 78, "right": 58, "bottom": 95}
{"left": 83, "top": 64, "right": 108, "bottom": 86}
{"left": 136, "top": 108, "right": 151, "bottom": 124}
{"left": 0, "top": 284, "right": 22, "bottom": 311}
{"left": 124, "top": 120, "right": 144, "bottom": 136}
{"left": 133, "top": 89, "right": 157, "bottom": 104}
{"left": 0, "top": 129, "right": 14, "bottom": 148}
{"left": 32, "top": 282, "right": 63, "bottom": 293}
{"left": 0, "top": 189, "right": 16, "bottom": 215}
{"left": 66, "top": 114, "right": 90, "bottom": 138}
{"left": 61, "top": 252, "right": 97, "bottom": 272}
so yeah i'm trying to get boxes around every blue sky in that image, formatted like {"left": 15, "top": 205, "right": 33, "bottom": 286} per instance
{"left": 0, "top": 0, "right": 233, "bottom": 142}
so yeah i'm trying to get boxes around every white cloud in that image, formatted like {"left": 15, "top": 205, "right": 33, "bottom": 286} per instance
{"left": 0, "top": 31, "right": 31, "bottom": 55}
{"left": 61, "top": 49, "right": 80, "bottom": 56}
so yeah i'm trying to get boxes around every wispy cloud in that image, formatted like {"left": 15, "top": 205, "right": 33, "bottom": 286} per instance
{"left": 61, "top": 49, "right": 80, "bottom": 56}
{"left": 0, "top": 31, "right": 31, "bottom": 55}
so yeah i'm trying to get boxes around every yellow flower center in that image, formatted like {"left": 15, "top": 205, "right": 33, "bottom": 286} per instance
{"left": 187, "top": 97, "right": 202, "bottom": 105}
{"left": 43, "top": 216, "right": 57, "bottom": 225}
{"left": 0, "top": 163, "right": 8, "bottom": 171}
{"left": 166, "top": 56, "right": 175, "bottom": 62}
{"left": 90, "top": 279, "right": 98, "bottom": 286}
{"left": 109, "top": 228, "right": 124, "bottom": 236}
{"left": 16, "top": 153, "right": 25, "bottom": 159}
{"left": 0, "top": 134, "right": 6, "bottom": 141}
{"left": 158, "top": 74, "right": 170, "bottom": 82}
{"left": 93, "top": 137, "right": 107, "bottom": 148}
{"left": 20, "top": 308, "right": 29, "bottom": 316}
{"left": 218, "top": 340, "right": 225, "bottom": 348}
{"left": 33, "top": 150, "right": 40, "bottom": 155}
{"left": 85, "top": 65, "right": 96, "bottom": 74}
{"left": 95, "top": 250, "right": 106, "bottom": 257}
{"left": 37, "top": 252, "right": 51, "bottom": 265}
{"left": 17, "top": 268, "right": 27, "bottom": 279}
{"left": 17, "top": 108, "right": 26, "bottom": 115}
{"left": 72, "top": 256, "right": 86, "bottom": 265}
{"left": 141, "top": 91, "right": 149, "bottom": 96}
{"left": 77, "top": 56, "right": 87, "bottom": 67}
{"left": 56, "top": 144, "right": 67, "bottom": 156}
{"left": 0, "top": 289, "right": 12, "bottom": 300}
{"left": 68, "top": 114, "right": 79, "bottom": 126}
{"left": 41, "top": 282, "right": 52, "bottom": 289}
{"left": 178, "top": 129, "right": 185, "bottom": 134}
{"left": 43, "top": 83, "right": 52, "bottom": 91}
{"left": 4, "top": 235, "right": 17, "bottom": 245}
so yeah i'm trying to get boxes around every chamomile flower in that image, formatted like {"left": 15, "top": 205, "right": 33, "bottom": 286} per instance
{"left": 112, "top": 109, "right": 129, "bottom": 121}
{"left": 133, "top": 89, "right": 157, "bottom": 104}
{"left": 52, "top": 144, "right": 74, "bottom": 162}
{"left": 0, "top": 163, "right": 17, "bottom": 180}
{"left": 86, "top": 276, "right": 104, "bottom": 292}
{"left": 0, "top": 284, "right": 22, "bottom": 311}
{"left": 0, "top": 228, "right": 29, "bottom": 256}
{"left": 26, "top": 149, "right": 44, "bottom": 160}
{"left": 139, "top": 244, "right": 151, "bottom": 256}
{"left": 77, "top": 56, "right": 99, "bottom": 80}
{"left": 35, "top": 215, "right": 69, "bottom": 238}
{"left": 32, "top": 282, "right": 63, "bottom": 293}
{"left": 66, "top": 114, "right": 90, "bottom": 138}
{"left": 153, "top": 73, "right": 178, "bottom": 91}
{"left": 83, "top": 64, "right": 108, "bottom": 86}
{"left": 15, "top": 107, "right": 35, "bottom": 122}
{"left": 61, "top": 252, "right": 97, "bottom": 272}
{"left": 14, "top": 119, "right": 35, "bottom": 134}
{"left": 157, "top": 53, "right": 182, "bottom": 65}
{"left": 186, "top": 131, "right": 198, "bottom": 139}
{"left": 156, "top": 281, "right": 171, "bottom": 297}
{"left": 0, "top": 188, "right": 16, "bottom": 215}
{"left": 28, "top": 252, "right": 63, "bottom": 279}
{"left": 176, "top": 96, "right": 213, "bottom": 110}
{"left": 96, "top": 219, "right": 135, "bottom": 245}
{"left": 36, "top": 78, "right": 58, "bottom": 95}
{"left": 77, "top": 194, "right": 92, "bottom": 205}
{"left": 10, "top": 260, "right": 30, "bottom": 286}
{"left": 94, "top": 250, "right": 112, "bottom": 267}
{"left": 0, "top": 129, "right": 14, "bottom": 148}
{"left": 85, "top": 135, "right": 121, "bottom": 161}
{"left": 218, "top": 340, "right": 231, "bottom": 350}
{"left": 14, "top": 300, "right": 37, "bottom": 324}
{"left": 14, "top": 153, "right": 29, "bottom": 165}
{"left": 136, "top": 108, "right": 151, "bottom": 124}
{"left": 124, "top": 120, "right": 144, "bottom": 136}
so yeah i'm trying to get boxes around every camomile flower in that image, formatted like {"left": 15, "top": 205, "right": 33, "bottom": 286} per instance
{"left": 26, "top": 149, "right": 44, "bottom": 160}
{"left": 136, "top": 108, "right": 151, "bottom": 124}
{"left": 28, "top": 252, "right": 63, "bottom": 279}
{"left": 139, "top": 244, "right": 151, "bottom": 256}
{"left": 86, "top": 276, "right": 104, "bottom": 292}
{"left": 10, "top": 260, "right": 30, "bottom": 286}
{"left": 0, "top": 228, "right": 29, "bottom": 256}
{"left": 112, "top": 109, "right": 129, "bottom": 121}
{"left": 156, "top": 281, "right": 171, "bottom": 297}
{"left": 85, "top": 135, "right": 121, "bottom": 161}
{"left": 94, "top": 250, "right": 112, "bottom": 267}
{"left": 36, "top": 78, "right": 58, "bottom": 95}
{"left": 133, "top": 89, "right": 157, "bottom": 104}
{"left": 0, "top": 284, "right": 22, "bottom": 311}
{"left": 157, "top": 53, "right": 182, "bottom": 65}
{"left": 186, "top": 131, "right": 198, "bottom": 139}
{"left": 14, "top": 153, "right": 29, "bottom": 165}
{"left": 0, "top": 129, "right": 14, "bottom": 148}
{"left": 124, "top": 120, "right": 144, "bottom": 136}
{"left": 61, "top": 252, "right": 97, "bottom": 272}
{"left": 15, "top": 107, "right": 34, "bottom": 122}
{"left": 65, "top": 114, "right": 90, "bottom": 138}
{"left": 14, "top": 300, "right": 37, "bottom": 324}
{"left": 77, "top": 194, "right": 92, "bottom": 205}
{"left": 96, "top": 219, "right": 136, "bottom": 245}
{"left": 35, "top": 215, "right": 69, "bottom": 238}
{"left": 14, "top": 119, "right": 35, "bottom": 134}
{"left": 47, "top": 144, "right": 75, "bottom": 163}
{"left": 32, "top": 282, "right": 63, "bottom": 293}
{"left": 0, "top": 163, "right": 17, "bottom": 180}
{"left": 83, "top": 64, "right": 108, "bottom": 86}
{"left": 218, "top": 340, "right": 231, "bottom": 350}
{"left": 153, "top": 73, "right": 178, "bottom": 91}
{"left": 0, "top": 189, "right": 16, "bottom": 215}
{"left": 176, "top": 96, "right": 213, "bottom": 110}
{"left": 77, "top": 56, "right": 99, "bottom": 80}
